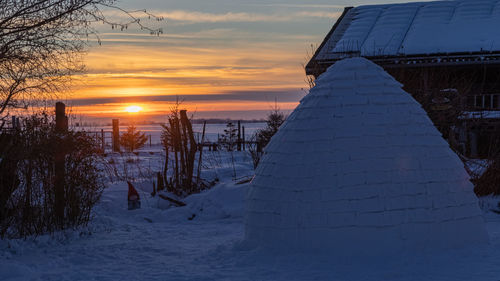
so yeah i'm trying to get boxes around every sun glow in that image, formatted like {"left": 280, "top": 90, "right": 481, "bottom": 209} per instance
{"left": 125, "top": 105, "right": 142, "bottom": 113}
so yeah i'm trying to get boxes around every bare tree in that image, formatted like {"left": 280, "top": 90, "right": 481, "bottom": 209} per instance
{"left": 302, "top": 44, "right": 318, "bottom": 91}
{"left": 0, "top": 0, "right": 164, "bottom": 121}
{"left": 160, "top": 100, "right": 205, "bottom": 196}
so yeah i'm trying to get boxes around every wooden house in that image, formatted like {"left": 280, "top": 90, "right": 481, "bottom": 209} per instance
{"left": 306, "top": 0, "right": 500, "bottom": 158}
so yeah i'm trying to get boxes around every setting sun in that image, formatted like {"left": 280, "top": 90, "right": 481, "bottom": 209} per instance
{"left": 125, "top": 105, "right": 142, "bottom": 113}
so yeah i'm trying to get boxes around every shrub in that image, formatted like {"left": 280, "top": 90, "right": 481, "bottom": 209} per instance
{"left": 0, "top": 114, "right": 104, "bottom": 238}
{"left": 249, "top": 108, "right": 286, "bottom": 168}
{"left": 256, "top": 109, "right": 286, "bottom": 147}
{"left": 473, "top": 158, "right": 500, "bottom": 196}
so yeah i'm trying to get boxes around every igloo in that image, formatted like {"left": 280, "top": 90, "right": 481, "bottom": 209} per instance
{"left": 245, "top": 58, "right": 488, "bottom": 253}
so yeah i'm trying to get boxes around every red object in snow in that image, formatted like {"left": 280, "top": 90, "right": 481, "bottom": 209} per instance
{"left": 127, "top": 181, "right": 140, "bottom": 201}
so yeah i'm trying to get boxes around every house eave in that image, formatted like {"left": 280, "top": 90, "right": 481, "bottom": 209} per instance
{"left": 308, "top": 51, "right": 500, "bottom": 77}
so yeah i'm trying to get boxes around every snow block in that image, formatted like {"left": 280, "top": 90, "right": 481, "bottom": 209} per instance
{"left": 245, "top": 57, "right": 488, "bottom": 254}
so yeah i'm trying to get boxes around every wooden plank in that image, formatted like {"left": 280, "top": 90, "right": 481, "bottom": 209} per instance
{"left": 158, "top": 194, "right": 186, "bottom": 207}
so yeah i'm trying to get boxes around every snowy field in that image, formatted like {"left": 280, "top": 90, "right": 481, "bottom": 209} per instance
{"left": 1, "top": 149, "right": 500, "bottom": 281}
{"left": 76, "top": 123, "right": 266, "bottom": 146}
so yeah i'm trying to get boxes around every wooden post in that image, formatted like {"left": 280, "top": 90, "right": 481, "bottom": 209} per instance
{"left": 242, "top": 126, "right": 245, "bottom": 151}
{"left": 163, "top": 140, "right": 169, "bottom": 192}
{"left": 196, "top": 121, "right": 206, "bottom": 186}
{"left": 169, "top": 118, "right": 180, "bottom": 189}
{"left": 112, "top": 119, "right": 120, "bottom": 152}
{"left": 157, "top": 171, "right": 164, "bottom": 191}
{"left": 101, "top": 129, "right": 105, "bottom": 151}
{"left": 55, "top": 102, "right": 68, "bottom": 228}
{"left": 149, "top": 135, "right": 152, "bottom": 147}
{"left": 180, "top": 110, "right": 197, "bottom": 191}
{"left": 174, "top": 116, "right": 185, "bottom": 184}
{"left": 237, "top": 120, "right": 241, "bottom": 151}
{"left": 56, "top": 103, "right": 68, "bottom": 132}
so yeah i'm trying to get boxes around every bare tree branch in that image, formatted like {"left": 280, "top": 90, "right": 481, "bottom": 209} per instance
{"left": 0, "top": 0, "right": 165, "bottom": 117}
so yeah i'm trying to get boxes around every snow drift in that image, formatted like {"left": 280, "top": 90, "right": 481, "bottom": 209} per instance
{"left": 245, "top": 57, "right": 488, "bottom": 253}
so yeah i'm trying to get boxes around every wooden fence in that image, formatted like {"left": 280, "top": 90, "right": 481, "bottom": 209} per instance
{"left": 2, "top": 104, "right": 262, "bottom": 153}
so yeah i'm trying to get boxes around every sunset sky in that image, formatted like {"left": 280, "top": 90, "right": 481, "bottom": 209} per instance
{"left": 69, "top": 0, "right": 432, "bottom": 122}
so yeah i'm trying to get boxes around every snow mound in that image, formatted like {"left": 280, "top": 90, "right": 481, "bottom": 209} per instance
{"left": 164, "top": 182, "right": 247, "bottom": 221}
{"left": 245, "top": 57, "right": 488, "bottom": 254}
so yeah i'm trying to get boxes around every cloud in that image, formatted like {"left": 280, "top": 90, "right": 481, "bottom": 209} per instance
{"left": 243, "top": 3, "right": 347, "bottom": 9}
{"left": 158, "top": 10, "right": 340, "bottom": 23}
{"left": 69, "top": 90, "right": 305, "bottom": 106}
{"left": 296, "top": 11, "right": 342, "bottom": 19}
{"left": 101, "top": 9, "right": 340, "bottom": 24}
{"left": 159, "top": 10, "right": 284, "bottom": 23}
{"left": 92, "top": 29, "right": 319, "bottom": 46}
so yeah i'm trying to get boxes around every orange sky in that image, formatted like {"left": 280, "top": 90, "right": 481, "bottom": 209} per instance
{"left": 69, "top": 41, "right": 314, "bottom": 122}
{"left": 74, "top": 43, "right": 308, "bottom": 98}
{"left": 65, "top": 1, "right": 346, "bottom": 122}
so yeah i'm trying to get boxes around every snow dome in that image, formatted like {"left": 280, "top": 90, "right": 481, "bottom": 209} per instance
{"left": 245, "top": 57, "right": 488, "bottom": 253}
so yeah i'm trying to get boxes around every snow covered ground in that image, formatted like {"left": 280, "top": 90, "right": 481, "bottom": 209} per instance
{"left": 1, "top": 149, "right": 500, "bottom": 281}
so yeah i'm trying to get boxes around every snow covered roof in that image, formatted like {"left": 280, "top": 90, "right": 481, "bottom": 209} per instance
{"left": 308, "top": 0, "right": 500, "bottom": 74}
{"left": 245, "top": 57, "right": 487, "bottom": 253}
